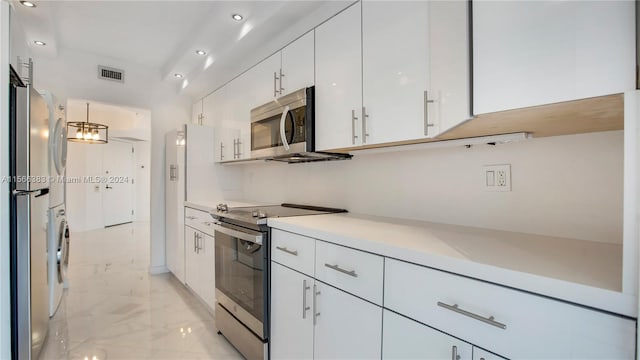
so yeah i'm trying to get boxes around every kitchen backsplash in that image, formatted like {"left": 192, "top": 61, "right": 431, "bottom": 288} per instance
{"left": 240, "top": 130, "right": 623, "bottom": 244}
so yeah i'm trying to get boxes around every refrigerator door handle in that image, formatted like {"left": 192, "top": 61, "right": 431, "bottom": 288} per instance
{"left": 12, "top": 187, "right": 49, "bottom": 198}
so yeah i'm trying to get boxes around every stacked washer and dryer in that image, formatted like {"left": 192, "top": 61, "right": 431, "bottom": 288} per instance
{"left": 41, "top": 91, "right": 70, "bottom": 317}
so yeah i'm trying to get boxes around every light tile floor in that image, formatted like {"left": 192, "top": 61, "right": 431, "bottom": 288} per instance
{"left": 40, "top": 222, "right": 244, "bottom": 360}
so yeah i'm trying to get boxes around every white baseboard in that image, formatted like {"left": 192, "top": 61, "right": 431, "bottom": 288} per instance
{"left": 149, "top": 265, "right": 169, "bottom": 275}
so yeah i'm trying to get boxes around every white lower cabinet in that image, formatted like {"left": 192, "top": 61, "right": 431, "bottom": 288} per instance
{"left": 185, "top": 225, "right": 215, "bottom": 310}
{"left": 313, "top": 282, "right": 382, "bottom": 360}
{"left": 185, "top": 226, "right": 198, "bottom": 291}
{"left": 270, "top": 262, "right": 314, "bottom": 360}
{"left": 384, "top": 258, "right": 636, "bottom": 359}
{"left": 383, "top": 309, "right": 472, "bottom": 360}
{"left": 270, "top": 261, "right": 382, "bottom": 360}
{"left": 269, "top": 229, "right": 636, "bottom": 360}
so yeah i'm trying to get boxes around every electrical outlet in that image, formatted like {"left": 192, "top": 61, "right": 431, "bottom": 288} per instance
{"left": 483, "top": 164, "right": 511, "bottom": 192}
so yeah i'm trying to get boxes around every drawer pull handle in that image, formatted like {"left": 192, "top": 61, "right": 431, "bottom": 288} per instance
{"left": 437, "top": 302, "right": 507, "bottom": 330}
{"left": 324, "top": 263, "right": 358, "bottom": 278}
{"left": 186, "top": 216, "right": 197, "bottom": 220}
{"left": 276, "top": 246, "right": 298, "bottom": 256}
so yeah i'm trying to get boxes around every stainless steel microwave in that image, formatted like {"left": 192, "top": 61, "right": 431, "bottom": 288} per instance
{"left": 250, "top": 87, "right": 314, "bottom": 159}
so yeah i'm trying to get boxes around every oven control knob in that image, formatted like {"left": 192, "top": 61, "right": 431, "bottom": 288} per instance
{"left": 258, "top": 211, "right": 267, "bottom": 219}
{"left": 217, "top": 203, "right": 228, "bottom": 212}
{"left": 251, "top": 209, "right": 259, "bottom": 217}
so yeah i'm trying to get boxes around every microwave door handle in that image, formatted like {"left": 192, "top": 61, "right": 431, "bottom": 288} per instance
{"left": 279, "top": 105, "right": 291, "bottom": 151}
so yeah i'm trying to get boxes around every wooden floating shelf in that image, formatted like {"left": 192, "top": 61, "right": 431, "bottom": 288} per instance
{"left": 333, "top": 93, "right": 624, "bottom": 153}
{"left": 440, "top": 93, "right": 624, "bottom": 140}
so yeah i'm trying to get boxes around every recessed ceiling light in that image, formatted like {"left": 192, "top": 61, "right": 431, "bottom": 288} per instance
{"left": 20, "top": 1, "right": 36, "bottom": 7}
{"left": 195, "top": 50, "right": 206, "bottom": 56}
{"left": 232, "top": 14, "right": 243, "bottom": 21}
{"left": 174, "top": 73, "right": 183, "bottom": 78}
{"left": 33, "top": 40, "right": 46, "bottom": 46}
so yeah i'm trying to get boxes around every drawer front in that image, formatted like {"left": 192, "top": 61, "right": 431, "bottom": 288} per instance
{"left": 185, "top": 207, "right": 215, "bottom": 235}
{"left": 384, "top": 259, "right": 636, "bottom": 359}
{"left": 315, "top": 240, "right": 384, "bottom": 305}
{"left": 271, "top": 229, "right": 315, "bottom": 277}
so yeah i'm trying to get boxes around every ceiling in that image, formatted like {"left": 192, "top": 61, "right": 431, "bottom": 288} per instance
{"left": 11, "top": 0, "right": 349, "bottom": 98}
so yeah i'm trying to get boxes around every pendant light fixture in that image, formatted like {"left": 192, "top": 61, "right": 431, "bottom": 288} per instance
{"left": 67, "top": 102, "right": 108, "bottom": 144}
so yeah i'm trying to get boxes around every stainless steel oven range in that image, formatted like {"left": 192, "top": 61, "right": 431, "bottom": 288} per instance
{"left": 210, "top": 203, "right": 347, "bottom": 360}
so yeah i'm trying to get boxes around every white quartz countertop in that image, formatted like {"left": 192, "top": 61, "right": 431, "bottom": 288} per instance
{"left": 268, "top": 213, "right": 636, "bottom": 317}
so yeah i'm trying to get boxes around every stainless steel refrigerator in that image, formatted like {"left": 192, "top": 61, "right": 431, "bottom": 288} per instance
{"left": 10, "top": 64, "right": 50, "bottom": 360}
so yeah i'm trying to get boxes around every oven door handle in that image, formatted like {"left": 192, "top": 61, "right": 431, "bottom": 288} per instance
{"left": 279, "top": 105, "right": 291, "bottom": 151}
{"left": 212, "top": 222, "right": 263, "bottom": 245}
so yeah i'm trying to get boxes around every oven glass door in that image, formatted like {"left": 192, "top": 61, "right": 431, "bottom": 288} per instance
{"left": 251, "top": 106, "right": 306, "bottom": 151}
{"left": 215, "top": 226, "right": 265, "bottom": 323}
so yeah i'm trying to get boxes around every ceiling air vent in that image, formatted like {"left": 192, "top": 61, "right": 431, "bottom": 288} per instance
{"left": 98, "top": 65, "right": 124, "bottom": 83}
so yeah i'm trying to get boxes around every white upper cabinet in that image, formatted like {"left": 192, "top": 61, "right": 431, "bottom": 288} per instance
{"left": 281, "top": 31, "right": 315, "bottom": 95}
{"left": 250, "top": 31, "right": 315, "bottom": 105}
{"left": 316, "top": 1, "right": 470, "bottom": 151}
{"left": 473, "top": 0, "right": 636, "bottom": 114}
{"left": 192, "top": 99, "right": 203, "bottom": 125}
{"left": 428, "top": 0, "right": 471, "bottom": 134}
{"left": 362, "top": 1, "right": 431, "bottom": 144}
{"left": 9, "top": 7, "right": 31, "bottom": 74}
{"left": 247, "top": 52, "right": 282, "bottom": 108}
{"left": 315, "top": 2, "right": 363, "bottom": 151}
{"left": 363, "top": 0, "right": 469, "bottom": 142}
{"left": 202, "top": 90, "right": 219, "bottom": 128}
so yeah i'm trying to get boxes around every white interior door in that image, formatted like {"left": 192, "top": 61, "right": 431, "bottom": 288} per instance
{"left": 102, "top": 140, "right": 134, "bottom": 227}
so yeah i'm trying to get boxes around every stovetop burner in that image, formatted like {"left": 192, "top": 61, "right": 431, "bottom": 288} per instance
{"left": 211, "top": 203, "right": 347, "bottom": 226}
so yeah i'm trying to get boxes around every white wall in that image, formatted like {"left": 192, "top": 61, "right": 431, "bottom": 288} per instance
{"left": 241, "top": 131, "right": 624, "bottom": 244}
{"left": 32, "top": 47, "right": 191, "bottom": 273}
{"left": 0, "top": 3, "right": 11, "bottom": 358}
{"left": 134, "top": 141, "right": 151, "bottom": 222}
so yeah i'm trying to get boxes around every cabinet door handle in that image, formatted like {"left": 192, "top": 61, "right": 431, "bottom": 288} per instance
{"left": 424, "top": 90, "right": 435, "bottom": 136}
{"left": 324, "top": 263, "right": 357, "bottom": 278}
{"left": 451, "top": 345, "right": 459, "bottom": 360}
{"left": 279, "top": 68, "right": 285, "bottom": 94}
{"left": 193, "top": 232, "right": 197, "bottom": 253}
{"left": 313, "top": 284, "right": 320, "bottom": 325}
{"left": 361, "top": 107, "right": 369, "bottom": 143}
{"left": 220, "top": 142, "right": 224, "bottom": 161}
{"left": 273, "top": 71, "right": 280, "bottom": 97}
{"left": 233, "top": 138, "right": 237, "bottom": 159}
{"left": 351, "top": 110, "right": 359, "bottom": 145}
{"left": 236, "top": 138, "right": 242, "bottom": 158}
{"left": 302, "top": 279, "right": 311, "bottom": 319}
{"left": 276, "top": 246, "right": 298, "bottom": 256}
{"left": 437, "top": 302, "right": 507, "bottom": 330}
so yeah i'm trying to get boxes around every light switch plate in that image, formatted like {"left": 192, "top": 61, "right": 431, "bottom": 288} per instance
{"left": 483, "top": 164, "right": 511, "bottom": 191}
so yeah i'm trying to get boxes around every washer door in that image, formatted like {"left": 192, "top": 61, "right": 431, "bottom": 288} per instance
{"left": 52, "top": 117, "right": 67, "bottom": 176}
{"left": 57, "top": 219, "right": 69, "bottom": 283}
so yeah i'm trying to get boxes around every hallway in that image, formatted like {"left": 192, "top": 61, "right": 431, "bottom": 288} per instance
{"left": 40, "top": 222, "right": 243, "bottom": 360}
